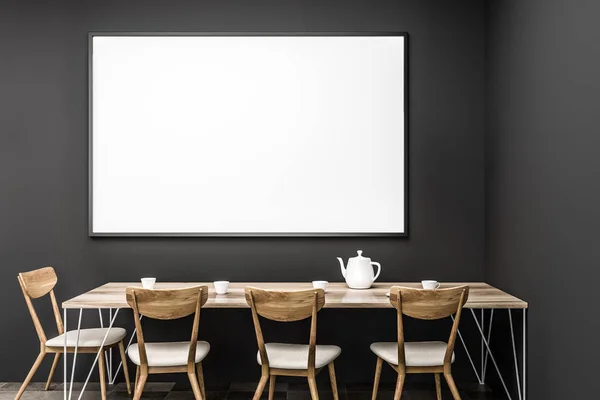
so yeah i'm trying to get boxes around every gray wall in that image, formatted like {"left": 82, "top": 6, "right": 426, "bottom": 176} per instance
{"left": 486, "top": 0, "right": 600, "bottom": 398}
{"left": 0, "top": 0, "right": 486, "bottom": 385}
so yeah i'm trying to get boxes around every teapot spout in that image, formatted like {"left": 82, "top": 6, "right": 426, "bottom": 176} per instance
{"left": 337, "top": 257, "right": 346, "bottom": 278}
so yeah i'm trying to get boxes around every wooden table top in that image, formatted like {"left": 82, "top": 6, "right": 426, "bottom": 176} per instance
{"left": 62, "top": 282, "right": 527, "bottom": 310}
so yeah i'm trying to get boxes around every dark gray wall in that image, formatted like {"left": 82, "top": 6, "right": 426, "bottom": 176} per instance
{"left": 0, "top": 0, "right": 485, "bottom": 385}
{"left": 486, "top": 0, "right": 600, "bottom": 398}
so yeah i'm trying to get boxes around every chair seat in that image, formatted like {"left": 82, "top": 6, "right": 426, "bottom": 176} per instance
{"left": 370, "top": 341, "right": 454, "bottom": 367}
{"left": 128, "top": 341, "right": 210, "bottom": 367}
{"left": 46, "top": 328, "right": 127, "bottom": 348}
{"left": 257, "top": 343, "right": 341, "bottom": 370}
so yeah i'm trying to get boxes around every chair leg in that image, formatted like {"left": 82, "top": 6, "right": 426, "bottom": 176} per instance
{"left": 393, "top": 373, "right": 405, "bottom": 400}
{"left": 444, "top": 373, "right": 461, "bottom": 400}
{"left": 328, "top": 362, "right": 339, "bottom": 400}
{"left": 188, "top": 371, "right": 202, "bottom": 400}
{"left": 15, "top": 351, "right": 46, "bottom": 400}
{"left": 135, "top": 365, "right": 140, "bottom": 388}
{"left": 268, "top": 374, "right": 276, "bottom": 400}
{"left": 98, "top": 351, "right": 108, "bottom": 400}
{"left": 197, "top": 362, "right": 206, "bottom": 400}
{"left": 435, "top": 373, "right": 442, "bottom": 400}
{"left": 308, "top": 375, "right": 319, "bottom": 400}
{"left": 118, "top": 341, "right": 131, "bottom": 395}
{"left": 133, "top": 369, "right": 148, "bottom": 400}
{"left": 253, "top": 374, "right": 269, "bottom": 400}
{"left": 372, "top": 357, "right": 383, "bottom": 400}
{"left": 45, "top": 353, "right": 61, "bottom": 390}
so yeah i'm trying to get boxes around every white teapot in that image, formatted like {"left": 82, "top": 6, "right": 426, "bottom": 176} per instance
{"left": 337, "top": 250, "right": 381, "bottom": 289}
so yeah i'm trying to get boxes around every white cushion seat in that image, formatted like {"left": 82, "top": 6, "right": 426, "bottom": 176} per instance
{"left": 46, "top": 328, "right": 127, "bottom": 348}
{"left": 370, "top": 341, "right": 454, "bottom": 367}
{"left": 257, "top": 343, "right": 341, "bottom": 370}
{"left": 128, "top": 341, "right": 210, "bottom": 367}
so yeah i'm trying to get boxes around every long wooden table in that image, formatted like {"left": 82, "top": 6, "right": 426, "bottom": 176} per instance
{"left": 62, "top": 281, "right": 528, "bottom": 309}
{"left": 61, "top": 282, "right": 527, "bottom": 400}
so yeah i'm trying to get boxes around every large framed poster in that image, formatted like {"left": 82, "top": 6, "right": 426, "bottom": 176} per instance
{"left": 90, "top": 33, "right": 408, "bottom": 236}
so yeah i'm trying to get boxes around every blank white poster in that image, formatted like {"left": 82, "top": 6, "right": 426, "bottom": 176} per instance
{"left": 91, "top": 35, "right": 406, "bottom": 235}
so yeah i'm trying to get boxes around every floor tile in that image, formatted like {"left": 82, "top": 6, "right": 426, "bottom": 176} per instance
{"left": 226, "top": 391, "right": 287, "bottom": 400}
{"left": 0, "top": 381, "right": 499, "bottom": 400}
{"left": 165, "top": 391, "right": 229, "bottom": 400}
{"left": 0, "top": 392, "right": 47, "bottom": 400}
{"left": 1, "top": 382, "right": 57, "bottom": 391}
{"left": 230, "top": 382, "right": 288, "bottom": 392}
{"left": 288, "top": 390, "right": 347, "bottom": 400}
{"left": 347, "top": 391, "right": 400, "bottom": 400}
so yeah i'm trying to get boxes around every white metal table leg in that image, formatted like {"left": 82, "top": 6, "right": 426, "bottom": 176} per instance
{"left": 508, "top": 309, "right": 522, "bottom": 400}
{"left": 63, "top": 308, "right": 67, "bottom": 400}
{"left": 471, "top": 309, "right": 513, "bottom": 400}
{"left": 523, "top": 309, "right": 527, "bottom": 400}
{"left": 108, "top": 309, "right": 113, "bottom": 383}
{"left": 483, "top": 309, "right": 494, "bottom": 381}
{"left": 481, "top": 309, "right": 485, "bottom": 383}
{"left": 110, "top": 315, "right": 142, "bottom": 385}
{"left": 98, "top": 308, "right": 113, "bottom": 384}
{"left": 453, "top": 316, "right": 482, "bottom": 384}
{"left": 77, "top": 308, "right": 120, "bottom": 400}
{"left": 68, "top": 309, "right": 83, "bottom": 400}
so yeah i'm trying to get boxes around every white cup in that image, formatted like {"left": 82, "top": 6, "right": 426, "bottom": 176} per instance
{"left": 141, "top": 277, "right": 156, "bottom": 289}
{"left": 422, "top": 280, "right": 441, "bottom": 290}
{"left": 312, "top": 280, "right": 329, "bottom": 292}
{"left": 214, "top": 281, "right": 230, "bottom": 295}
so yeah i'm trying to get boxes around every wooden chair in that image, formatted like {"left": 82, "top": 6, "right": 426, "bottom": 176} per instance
{"left": 370, "top": 285, "right": 469, "bottom": 400}
{"left": 16, "top": 266, "right": 131, "bottom": 400}
{"left": 245, "top": 287, "right": 341, "bottom": 400}
{"left": 126, "top": 285, "right": 209, "bottom": 400}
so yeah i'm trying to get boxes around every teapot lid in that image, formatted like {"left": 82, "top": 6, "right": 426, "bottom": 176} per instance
{"left": 356, "top": 250, "right": 364, "bottom": 258}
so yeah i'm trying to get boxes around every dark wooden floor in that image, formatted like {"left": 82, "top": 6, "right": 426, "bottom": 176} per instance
{"left": 0, "top": 381, "right": 500, "bottom": 399}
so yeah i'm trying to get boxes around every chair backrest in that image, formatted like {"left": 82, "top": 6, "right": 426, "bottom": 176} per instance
{"left": 126, "top": 286, "right": 209, "bottom": 320}
{"left": 245, "top": 287, "right": 325, "bottom": 322}
{"left": 126, "top": 286, "right": 208, "bottom": 367}
{"left": 389, "top": 285, "right": 469, "bottom": 370}
{"left": 17, "top": 266, "right": 64, "bottom": 343}
{"left": 245, "top": 287, "right": 325, "bottom": 370}
{"left": 390, "top": 286, "right": 469, "bottom": 320}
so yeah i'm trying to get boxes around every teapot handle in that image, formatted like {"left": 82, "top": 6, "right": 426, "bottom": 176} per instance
{"left": 371, "top": 262, "right": 381, "bottom": 281}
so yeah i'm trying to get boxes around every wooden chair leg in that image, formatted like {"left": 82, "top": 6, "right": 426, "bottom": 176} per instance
{"left": 253, "top": 374, "right": 269, "bottom": 400}
{"left": 188, "top": 365, "right": 203, "bottom": 400}
{"left": 197, "top": 362, "right": 206, "bottom": 400}
{"left": 328, "top": 362, "right": 339, "bottom": 400}
{"left": 45, "top": 353, "right": 61, "bottom": 390}
{"left": 308, "top": 375, "right": 319, "bottom": 400}
{"left": 393, "top": 373, "right": 405, "bottom": 400}
{"left": 118, "top": 341, "right": 131, "bottom": 395}
{"left": 135, "top": 365, "right": 140, "bottom": 388}
{"left": 15, "top": 351, "right": 46, "bottom": 400}
{"left": 268, "top": 374, "right": 276, "bottom": 400}
{"left": 434, "top": 373, "right": 442, "bottom": 400}
{"left": 444, "top": 373, "right": 461, "bottom": 400}
{"left": 133, "top": 369, "right": 147, "bottom": 400}
{"left": 98, "top": 351, "right": 108, "bottom": 400}
{"left": 372, "top": 357, "right": 383, "bottom": 400}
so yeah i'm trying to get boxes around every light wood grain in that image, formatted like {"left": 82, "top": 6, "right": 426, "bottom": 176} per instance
{"left": 16, "top": 266, "right": 130, "bottom": 400}
{"left": 246, "top": 287, "right": 337, "bottom": 400}
{"left": 373, "top": 286, "right": 469, "bottom": 400}
{"left": 128, "top": 286, "right": 208, "bottom": 400}
{"left": 19, "top": 267, "right": 58, "bottom": 299}
{"left": 245, "top": 287, "right": 325, "bottom": 322}
{"left": 63, "top": 282, "right": 527, "bottom": 310}
{"left": 126, "top": 286, "right": 209, "bottom": 320}
{"left": 390, "top": 286, "right": 469, "bottom": 320}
